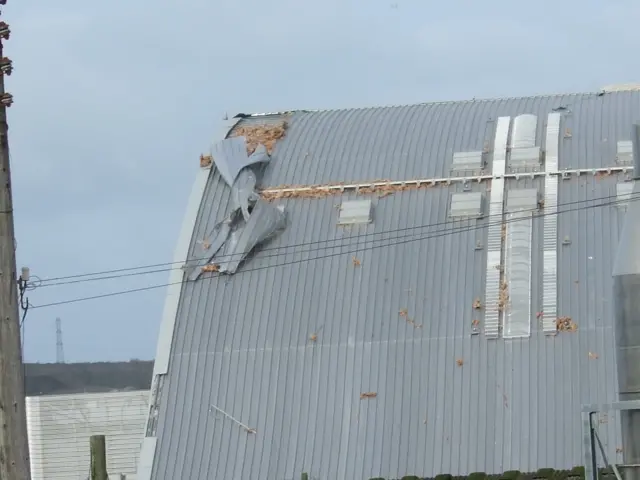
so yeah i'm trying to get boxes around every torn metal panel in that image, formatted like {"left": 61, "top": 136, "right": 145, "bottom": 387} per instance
{"left": 232, "top": 168, "right": 260, "bottom": 221}
{"left": 186, "top": 217, "right": 234, "bottom": 281}
{"left": 217, "top": 199, "right": 286, "bottom": 274}
{"left": 211, "top": 136, "right": 270, "bottom": 186}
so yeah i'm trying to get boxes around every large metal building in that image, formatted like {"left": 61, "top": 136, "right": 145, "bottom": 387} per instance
{"left": 138, "top": 87, "right": 640, "bottom": 480}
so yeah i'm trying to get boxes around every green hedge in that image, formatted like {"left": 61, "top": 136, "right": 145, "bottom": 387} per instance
{"left": 361, "top": 467, "right": 598, "bottom": 480}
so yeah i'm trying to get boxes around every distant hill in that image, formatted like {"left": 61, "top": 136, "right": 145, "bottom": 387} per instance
{"left": 24, "top": 360, "right": 154, "bottom": 396}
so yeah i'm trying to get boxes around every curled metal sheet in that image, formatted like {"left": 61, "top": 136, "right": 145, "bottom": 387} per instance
{"left": 218, "top": 199, "right": 286, "bottom": 274}
{"left": 185, "top": 215, "right": 234, "bottom": 281}
{"left": 232, "top": 169, "right": 260, "bottom": 221}
{"left": 210, "top": 136, "right": 270, "bottom": 187}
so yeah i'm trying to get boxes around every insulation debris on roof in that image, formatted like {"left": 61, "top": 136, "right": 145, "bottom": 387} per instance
{"left": 556, "top": 316, "right": 578, "bottom": 332}
{"left": 230, "top": 121, "right": 287, "bottom": 155}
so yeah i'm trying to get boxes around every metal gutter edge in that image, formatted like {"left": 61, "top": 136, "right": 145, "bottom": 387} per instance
{"left": 136, "top": 115, "right": 241, "bottom": 480}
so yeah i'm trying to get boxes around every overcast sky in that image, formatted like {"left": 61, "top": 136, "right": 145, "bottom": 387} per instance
{"left": 7, "top": 0, "right": 640, "bottom": 363}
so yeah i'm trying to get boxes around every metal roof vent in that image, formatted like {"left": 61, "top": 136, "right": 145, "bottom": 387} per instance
{"left": 451, "top": 151, "right": 484, "bottom": 172}
{"left": 338, "top": 199, "right": 373, "bottom": 225}
{"left": 617, "top": 182, "right": 635, "bottom": 208}
{"left": 506, "top": 188, "right": 538, "bottom": 213}
{"left": 617, "top": 141, "right": 634, "bottom": 165}
{"left": 450, "top": 192, "right": 484, "bottom": 218}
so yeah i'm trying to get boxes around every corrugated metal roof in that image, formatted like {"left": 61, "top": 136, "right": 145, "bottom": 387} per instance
{"left": 146, "top": 90, "right": 640, "bottom": 480}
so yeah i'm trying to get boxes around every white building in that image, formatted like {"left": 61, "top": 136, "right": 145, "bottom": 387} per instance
{"left": 26, "top": 390, "right": 149, "bottom": 480}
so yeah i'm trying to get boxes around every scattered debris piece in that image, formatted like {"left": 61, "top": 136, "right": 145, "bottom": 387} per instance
{"left": 196, "top": 239, "right": 212, "bottom": 250}
{"left": 536, "top": 311, "right": 544, "bottom": 319}
{"left": 200, "top": 154, "right": 213, "bottom": 168}
{"left": 589, "top": 351, "right": 599, "bottom": 360}
{"left": 473, "top": 298, "right": 482, "bottom": 310}
{"left": 309, "top": 333, "right": 318, "bottom": 342}
{"left": 494, "top": 264, "right": 504, "bottom": 272}
{"left": 399, "top": 308, "right": 408, "bottom": 317}
{"left": 352, "top": 256, "right": 361, "bottom": 267}
{"left": 617, "top": 447, "right": 623, "bottom": 454}
{"left": 423, "top": 417, "right": 428, "bottom": 425}
{"left": 210, "top": 404, "right": 256, "bottom": 434}
{"left": 456, "top": 358, "right": 464, "bottom": 367}
{"left": 230, "top": 121, "right": 288, "bottom": 155}
{"left": 538, "top": 198, "right": 545, "bottom": 209}
{"left": 472, "top": 319, "right": 480, "bottom": 326}
{"left": 564, "top": 128, "right": 572, "bottom": 138}
{"left": 556, "top": 316, "right": 578, "bottom": 332}
{"left": 599, "top": 413, "right": 608, "bottom": 424}
{"left": 360, "top": 392, "right": 377, "bottom": 399}
{"left": 471, "top": 319, "right": 480, "bottom": 335}
{"left": 201, "top": 264, "right": 220, "bottom": 273}
{"left": 406, "top": 318, "right": 422, "bottom": 329}
{"left": 498, "top": 282, "right": 509, "bottom": 312}
{"left": 501, "top": 224, "right": 507, "bottom": 240}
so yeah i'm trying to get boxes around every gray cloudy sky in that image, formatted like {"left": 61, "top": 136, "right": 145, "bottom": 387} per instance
{"left": 7, "top": 0, "right": 639, "bottom": 363}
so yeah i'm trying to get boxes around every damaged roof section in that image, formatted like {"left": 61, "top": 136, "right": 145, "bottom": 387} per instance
{"left": 187, "top": 136, "right": 286, "bottom": 279}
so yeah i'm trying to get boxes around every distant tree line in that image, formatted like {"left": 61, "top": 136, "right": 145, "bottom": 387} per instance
{"left": 24, "top": 360, "right": 154, "bottom": 396}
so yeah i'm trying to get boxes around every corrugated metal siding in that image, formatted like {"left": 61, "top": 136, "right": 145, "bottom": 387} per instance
{"left": 28, "top": 390, "right": 148, "bottom": 480}
{"left": 149, "top": 91, "right": 640, "bottom": 479}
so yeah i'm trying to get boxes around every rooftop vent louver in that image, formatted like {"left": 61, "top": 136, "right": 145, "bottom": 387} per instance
{"left": 617, "top": 140, "right": 634, "bottom": 165}
{"left": 450, "top": 192, "right": 484, "bottom": 218}
{"left": 338, "top": 199, "right": 373, "bottom": 225}
{"left": 509, "top": 114, "right": 540, "bottom": 168}
{"left": 451, "top": 151, "right": 484, "bottom": 172}
{"left": 506, "top": 188, "right": 538, "bottom": 213}
{"left": 617, "top": 181, "right": 635, "bottom": 208}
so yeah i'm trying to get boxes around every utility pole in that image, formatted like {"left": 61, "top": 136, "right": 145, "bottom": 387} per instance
{"left": 90, "top": 435, "right": 108, "bottom": 480}
{"left": 0, "top": 3, "right": 32, "bottom": 478}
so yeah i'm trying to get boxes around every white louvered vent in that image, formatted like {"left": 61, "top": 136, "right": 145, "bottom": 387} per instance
{"left": 451, "top": 151, "right": 484, "bottom": 172}
{"left": 510, "top": 146, "right": 541, "bottom": 167}
{"left": 449, "top": 192, "right": 484, "bottom": 218}
{"left": 617, "top": 181, "right": 635, "bottom": 208}
{"left": 484, "top": 116, "right": 511, "bottom": 339}
{"left": 509, "top": 114, "right": 540, "bottom": 168}
{"left": 337, "top": 200, "right": 373, "bottom": 225}
{"left": 506, "top": 188, "right": 538, "bottom": 212}
{"left": 503, "top": 212, "right": 533, "bottom": 338}
{"left": 542, "top": 113, "right": 561, "bottom": 335}
{"left": 617, "top": 141, "right": 634, "bottom": 165}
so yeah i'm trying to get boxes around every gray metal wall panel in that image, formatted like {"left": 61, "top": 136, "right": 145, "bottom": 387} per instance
{"left": 149, "top": 91, "right": 640, "bottom": 479}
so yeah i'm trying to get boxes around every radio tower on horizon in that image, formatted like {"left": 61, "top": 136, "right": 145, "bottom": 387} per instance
{"left": 55, "top": 317, "right": 65, "bottom": 364}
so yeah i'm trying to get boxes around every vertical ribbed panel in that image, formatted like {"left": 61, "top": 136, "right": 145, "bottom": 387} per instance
{"left": 503, "top": 212, "right": 533, "bottom": 338}
{"left": 484, "top": 116, "right": 511, "bottom": 338}
{"left": 543, "top": 113, "right": 561, "bottom": 334}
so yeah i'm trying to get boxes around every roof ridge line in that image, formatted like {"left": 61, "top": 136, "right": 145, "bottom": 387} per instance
{"left": 239, "top": 88, "right": 621, "bottom": 117}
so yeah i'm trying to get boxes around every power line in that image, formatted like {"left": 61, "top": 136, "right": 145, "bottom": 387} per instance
{"left": 35, "top": 189, "right": 637, "bottom": 288}
{"left": 30, "top": 191, "right": 639, "bottom": 310}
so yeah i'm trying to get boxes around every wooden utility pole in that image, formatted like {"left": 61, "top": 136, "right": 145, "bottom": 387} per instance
{"left": 90, "top": 435, "right": 108, "bottom": 480}
{"left": 0, "top": 9, "right": 32, "bottom": 480}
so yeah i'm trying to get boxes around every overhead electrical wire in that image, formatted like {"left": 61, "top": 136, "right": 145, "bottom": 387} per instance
{"left": 29, "top": 190, "right": 640, "bottom": 310}
{"left": 35, "top": 189, "right": 638, "bottom": 288}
